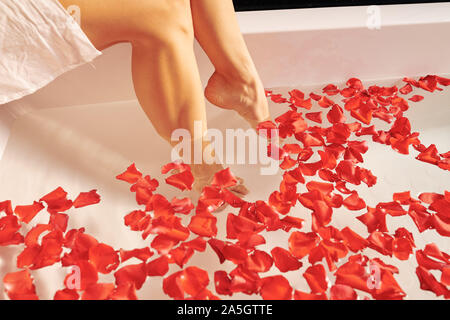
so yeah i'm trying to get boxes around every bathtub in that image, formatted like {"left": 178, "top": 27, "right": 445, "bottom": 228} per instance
{"left": 0, "top": 3, "right": 449, "bottom": 300}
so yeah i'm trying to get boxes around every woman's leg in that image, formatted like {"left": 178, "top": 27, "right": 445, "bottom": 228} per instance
{"left": 57, "top": 0, "right": 239, "bottom": 192}
{"left": 190, "top": 0, "right": 270, "bottom": 128}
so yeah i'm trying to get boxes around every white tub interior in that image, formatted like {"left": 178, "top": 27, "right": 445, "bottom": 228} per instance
{"left": 0, "top": 3, "right": 449, "bottom": 300}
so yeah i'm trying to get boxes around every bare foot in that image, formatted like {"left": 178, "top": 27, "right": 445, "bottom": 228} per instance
{"left": 204, "top": 71, "right": 270, "bottom": 129}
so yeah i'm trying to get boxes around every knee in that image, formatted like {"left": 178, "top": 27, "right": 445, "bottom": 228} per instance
{"left": 133, "top": 0, "right": 194, "bottom": 47}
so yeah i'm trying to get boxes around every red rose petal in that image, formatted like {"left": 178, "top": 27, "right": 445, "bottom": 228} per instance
{"left": 120, "top": 247, "right": 153, "bottom": 263}
{"left": 330, "top": 284, "right": 357, "bottom": 300}
{"left": 237, "top": 232, "right": 266, "bottom": 249}
{"left": 124, "top": 210, "right": 151, "bottom": 232}
{"left": 270, "top": 94, "right": 287, "bottom": 103}
{"left": 73, "top": 190, "right": 101, "bottom": 208}
{"left": 409, "top": 95, "right": 424, "bottom": 102}
{"left": 226, "top": 213, "right": 265, "bottom": 239}
{"left": 39, "top": 187, "right": 73, "bottom": 214}
{"left": 114, "top": 263, "right": 147, "bottom": 290}
{"left": 0, "top": 215, "right": 24, "bottom": 246}
{"left": 211, "top": 168, "right": 238, "bottom": 188}
{"left": 323, "top": 84, "right": 340, "bottom": 96}
{"left": 171, "top": 197, "right": 194, "bottom": 215}
{"left": 116, "top": 163, "right": 142, "bottom": 183}
{"left": 305, "top": 112, "right": 323, "bottom": 123}
{"left": 110, "top": 283, "right": 138, "bottom": 300}
{"left": 416, "top": 144, "right": 441, "bottom": 165}
{"left": 408, "top": 203, "right": 432, "bottom": 233}
{"left": 271, "top": 247, "right": 302, "bottom": 272}
{"left": 208, "top": 238, "right": 226, "bottom": 264}
{"left": 245, "top": 250, "right": 273, "bottom": 273}
{"left": 161, "top": 161, "right": 190, "bottom": 174}
{"left": 188, "top": 213, "right": 217, "bottom": 237}
{"left": 393, "top": 191, "right": 412, "bottom": 205}
{"left": 54, "top": 288, "right": 79, "bottom": 300}
{"left": 260, "top": 275, "right": 292, "bottom": 300}
{"left": 88, "top": 243, "right": 120, "bottom": 274}
{"left": 14, "top": 201, "right": 44, "bottom": 224}
{"left": 294, "top": 290, "right": 327, "bottom": 300}
{"left": 24, "top": 224, "right": 51, "bottom": 246}
{"left": 319, "top": 96, "right": 335, "bottom": 108}
{"left": 346, "top": 78, "right": 364, "bottom": 90}
{"left": 367, "top": 231, "right": 394, "bottom": 256}
{"left": 336, "top": 160, "right": 361, "bottom": 185}
{"left": 437, "top": 76, "right": 450, "bottom": 86}
{"left": 341, "top": 227, "right": 369, "bottom": 252}
{"left": 183, "top": 237, "right": 207, "bottom": 252}
{"left": 147, "top": 215, "right": 190, "bottom": 242}
{"left": 303, "top": 264, "right": 329, "bottom": 293}
{"left": 343, "top": 192, "right": 366, "bottom": 211}
{"left": 82, "top": 283, "right": 115, "bottom": 300}
{"left": 222, "top": 243, "right": 248, "bottom": 265}
{"left": 49, "top": 212, "right": 69, "bottom": 233}
{"left": 310, "top": 93, "right": 322, "bottom": 101}
{"left": 327, "top": 104, "right": 346, "bottom": 124}
{"left": 0, "top": 200, "right": 13, "bottom": 215}
{"left": 419, "top": 75, "right": 438, "bottom": 92}
{"left": 416, "top": 266, "right": 447, "bottom": 297}
{"left": 169, "top": 245, "right": 194, "bottom": 267}
{"left": 3, "top": 270, "right": 38, "bottom": 300}
{"left": 399, "top": 83, "right": 413, "bottom": 95}
{"left": 165, "top": 170, "right": 194, "bottom": 191}
{"left": 214, "top": 271, "right": 232, "bottom": 296}
{"left": 431, "top": 214, "right": 450, "bottom": 237}
{"left": 288, "top": 231, "right": 320, "bottom": 259}
{"left": 163, "top": 267, "right": 209, "bottom": 299}
{"left": 441, "top": 267, "right": 450, "bottom": 286}
{"left": 146, "top": 255, "right": 169, "bottom": 277}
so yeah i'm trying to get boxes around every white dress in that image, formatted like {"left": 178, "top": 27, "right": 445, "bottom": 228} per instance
{"left": 0, "top": 0, "right": 101, "bottom": 105}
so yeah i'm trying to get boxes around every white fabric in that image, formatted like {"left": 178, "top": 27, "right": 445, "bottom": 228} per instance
{"left": 0, "top": 0, "right": 101, "bottom": 105}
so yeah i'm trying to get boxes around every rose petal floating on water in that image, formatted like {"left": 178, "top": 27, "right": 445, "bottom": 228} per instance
{"left": 0, "top": 215, "right": 24, "bottom": 246}
{"left": 73, "top": 190, "right": 101, "bottom": 208}
{"left": 304, "top": 264, "right": 329, "bottom": 293}
{"left": 271, "top": 247, "right": 302, "bottom": 272}
{"left": 163, "top": 266, "right": 209, "bottom": 299}
{"left": 165, "top": 170, "right": 194, "bottom": 191}
{"left": 54, "top": 288, "right": 79, "bottom": 300}
{"left": 0, "top": 200, "right": 13, "bottom": 215}
{"left": 120, "top": 247, "right": 153, "bottom": 263}
{"left": 288, "top": 231, "right": 320, "bottom": 259}
{"left": 89, "top": 243, "right": 120, "bottom": 274}
{"left": 116, "top": 163, "right": 142, "bottom": 183}
{"left": 114, "top": 263, "right": 147, "bottom": 290}
{"left": 14, "top": 201, "right": 44, "bottom": 224}
{"left": 146, "top": 255, "right": 169, "bottom": 277}
{"left": 330, "top": 284, "right": 357, "bottom": 300}
{"left": 3, "top": 269, "right": 38, "bottom": 300}
{"left": 39, "top": 187, "right": 73, "bottom": 214}
{"left": 260, "top": 275, "right": 293, "bottom": 300}
{"left": 409, "top": 95, "right": 424, "bottom": 102}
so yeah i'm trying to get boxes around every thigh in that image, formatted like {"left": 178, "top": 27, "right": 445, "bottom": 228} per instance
{"left": 57, "top": 0, "right": 192, "bottom": 50}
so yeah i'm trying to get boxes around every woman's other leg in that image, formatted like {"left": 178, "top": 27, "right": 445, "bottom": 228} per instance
{"left": 190, "top": 0, "right": 270, "bottom": 128}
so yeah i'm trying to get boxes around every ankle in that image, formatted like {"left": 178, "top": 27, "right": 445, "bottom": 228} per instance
{"left": 215, "top": 60, "right": 259, "bottom": 87}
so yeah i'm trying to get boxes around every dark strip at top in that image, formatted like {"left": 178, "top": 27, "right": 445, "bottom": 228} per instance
{"left": 233, "top": 0, "right": 448, "bottom": 11}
